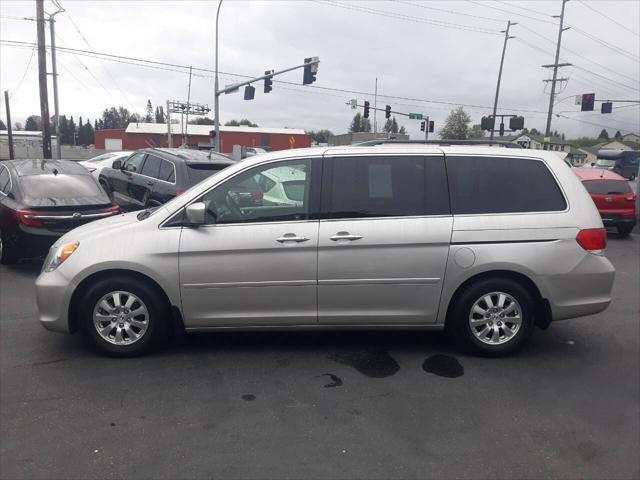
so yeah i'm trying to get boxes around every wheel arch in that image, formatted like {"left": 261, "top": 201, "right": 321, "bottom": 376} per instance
{"left": 444, "top": 270, "right": 552, "bottom": 330}
{"left": 68, "top": 268, "right": 183, "bottom": 333}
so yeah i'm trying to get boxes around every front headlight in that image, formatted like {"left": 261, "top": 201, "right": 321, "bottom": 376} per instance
{"left": 43, "top": 241, "right": 79, "bottom": 273}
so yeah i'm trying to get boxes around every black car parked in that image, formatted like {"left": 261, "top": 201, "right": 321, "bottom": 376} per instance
{"left": 0, "top": 159, "right": 120, "bottom": 264}
{"left": 99, "top": 148, "right": 235, "bottom": 212}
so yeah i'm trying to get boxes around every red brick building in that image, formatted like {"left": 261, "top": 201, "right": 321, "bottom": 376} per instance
{"left": 94, "top": 123, "right": 310, "bottom": 153}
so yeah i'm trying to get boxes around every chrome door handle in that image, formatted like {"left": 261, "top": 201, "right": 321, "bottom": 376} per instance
{"left": 330, "top": 232, "right": 363, "bottom": 241}
{"left": 277, "top": 234, "right": 309, "bottom": 243}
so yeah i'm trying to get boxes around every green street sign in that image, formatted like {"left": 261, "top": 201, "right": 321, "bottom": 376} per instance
{"left": 409, "top": 113, "right": 423, "bottom": 120}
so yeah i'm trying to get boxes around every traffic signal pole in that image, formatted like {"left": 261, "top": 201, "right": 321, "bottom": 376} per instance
{"left": 490, "top": 20, "right": 516, "bottom": 140}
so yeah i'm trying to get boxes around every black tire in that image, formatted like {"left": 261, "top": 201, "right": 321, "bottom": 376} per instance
{"left": 79, "top": 275, "right": 171, "bottom": 357}
{"left": 448, "top": 278, "right": 535, "bottom": 357}
{"left": 617, "top": 224, "right": 634, "bottom": 237}
{"left": 0, "top": 228, "right": 21, "bottom": 265}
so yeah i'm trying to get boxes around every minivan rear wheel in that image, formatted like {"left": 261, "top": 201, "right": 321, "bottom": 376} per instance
{"left": 79, "top": 276, "right": 171, "bottom": 356}
{"left": 449, "top": 278, "right": 535, "bottom": 357}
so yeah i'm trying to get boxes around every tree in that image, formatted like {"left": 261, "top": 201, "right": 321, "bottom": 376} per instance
{"left": 308, "top": 129, "right": 333, "bottom": 144}
{"left": 25, "top": 115, "right": 41, "bottom": 131}
{"left": 144, "top": 100, "right": 153, "bottom": 123}
{"left": 189, "top": 117, "right": 216, "bottom": 125}
{"left": 0, "top": 119, "right": 6, "bottom": 130}
{"left": 154, "top": 106, "right": 165, "bottom": 123}
{"left": 439, "top": 106, "right": 471, "bottom": 139}
{"left": 77, "top": 116, "right": 86, "bottom": 145}
{"left": 399, "top": 126, "right": 406, "bottom": 134}
{"left": 467, "top": 124, "right": 484, "bottom": 139}
{"left": 80, "top": 118, "right": 95, "bottom": 145}
{"left": 361, "top": 117, "right": 372, "bottom": 132}
{"left": 14, "top": 122, "right": 23, "bottom": 131}
{"left": 529, "top": 128, "right": 541, "bottom": 136}
{"left": 67, "top": 116, "right": 77, "bottom": 145}
{"left": 614, "top": 130, "right": 622, "bottom": 139}
{"left": 349, "top": 113, "right": 363, "bottom": 133}
{"left": 225, "top": 119, "right": 258, "bottom": 127}
{"left": 101, "top": 106, "right": 131, "bottom": 129}
{"left": 598, "top": 128, "right": 609, "bottom": 140}
{"left": 383, "top": 117, "right": 400, "bottom": 134}
{"left": 94, "top": 119, "right": 98, "bottom": 131}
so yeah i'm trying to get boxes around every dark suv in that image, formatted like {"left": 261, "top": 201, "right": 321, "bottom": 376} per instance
{"left": 99, "top": 148, "right": 234, "bottom": 212}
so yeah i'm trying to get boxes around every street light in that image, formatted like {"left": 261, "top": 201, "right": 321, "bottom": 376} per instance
{"left": 213, "top": 0, "right": 223, "bottom": 152}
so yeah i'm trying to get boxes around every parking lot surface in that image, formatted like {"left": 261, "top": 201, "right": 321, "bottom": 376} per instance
{"left": 1, "top": 234, "right": 638, "bottom": 480}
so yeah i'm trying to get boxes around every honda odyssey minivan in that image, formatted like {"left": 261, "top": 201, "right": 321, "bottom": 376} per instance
{"left": 35, "top": 145, "right": 615, "bottom": 357}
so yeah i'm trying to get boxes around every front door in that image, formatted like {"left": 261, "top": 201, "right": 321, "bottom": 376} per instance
{"left": 111, "top": 152, "right": 146, "bottom": 210}
{"left": 318, "top": 154, "right": 452, "bottom": 325}
{"left": 179, "top": 158, "right": 321, "bottom": 327}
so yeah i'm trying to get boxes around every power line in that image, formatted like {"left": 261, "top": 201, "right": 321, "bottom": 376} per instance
{"left": 311, "top": 0, "right": 502, "bottom": 35}
{"left": 1, "top": 39, "right": 551, "bottom": 114}
{"left": 390, "top": 0, "right": 504, "bottom": 23}
{"left": 8, "top": 37, "right": 36, "bottom": 98}
{"left": 59, "top": 1, "right": 139, "bottom": 114}
{"left": 466, "top": 1, "right": 557, "bottom": 25}
{"left": 577, "top": 0, "right": 639, "bottom": 38}
{"left": 568, "top": 24, "right": 639, "bottom": 61}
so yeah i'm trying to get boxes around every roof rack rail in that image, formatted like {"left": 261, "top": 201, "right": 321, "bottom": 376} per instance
{"left": 354, "top": 139, "right": 524, "bottom": 148}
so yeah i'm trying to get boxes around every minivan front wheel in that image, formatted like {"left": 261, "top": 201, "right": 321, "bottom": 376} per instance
{"left": 449, "top": 278, "right": 535, "bottom": 356}
{"left": 80, "top": 276, "right": 170, "bottom": 356}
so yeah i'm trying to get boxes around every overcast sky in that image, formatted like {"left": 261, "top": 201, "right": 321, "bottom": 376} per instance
{"left": 1, "top": 0, "right": 639, "bottom": 139}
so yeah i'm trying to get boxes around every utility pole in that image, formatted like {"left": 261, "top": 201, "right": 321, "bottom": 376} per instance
{"left": 490, "top": 20, "right": 516, "bottom": 140}
{"left": 373, "top": 77, "right": 378, "bottom": 134}
{"left": 4, "top": 91, "right": 15, "bottom": 160}
{"left": 36, "top": 0, "right": 52, "bottom": 159}
{"left": 544, "top": 0, "right": 571, "bottom": 137}
{"left": 213, "top": 0, "right": 223, "bottom": 152}
{"left": 183, "top": 66, "right": 193, "bottom": 147}
{"left": 48, "top": 2, "right": 64, "bottom": 159}
{"left": 166, "top": 100, "right": 173, "bottom": 148}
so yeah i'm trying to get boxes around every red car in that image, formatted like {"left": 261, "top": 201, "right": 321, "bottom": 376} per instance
{"left": 574, "top": 167, "right": 637, "bottom": 236}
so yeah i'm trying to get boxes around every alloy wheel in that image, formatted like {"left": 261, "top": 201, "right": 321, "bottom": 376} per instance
{"left": 468, "top": 291, "right": 522, "bottom": 345}
{"left": 93, "top": 291, "right": 149, "bottom": 345}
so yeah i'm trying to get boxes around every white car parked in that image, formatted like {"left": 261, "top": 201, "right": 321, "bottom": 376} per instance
{"left": 79, "top": 151, "right": 133, "bottom": 181}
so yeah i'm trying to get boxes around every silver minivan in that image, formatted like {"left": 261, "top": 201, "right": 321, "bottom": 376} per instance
{"left": 35, "top": 145, "right": 615, "bottom": 357}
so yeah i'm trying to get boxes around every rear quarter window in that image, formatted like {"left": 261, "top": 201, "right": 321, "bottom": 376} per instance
{"left": 446, "top": 156, "right": 566, "bottom": 214}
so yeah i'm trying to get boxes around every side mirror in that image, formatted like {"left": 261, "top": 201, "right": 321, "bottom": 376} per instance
{"left": 591, "top": 162, "right": 595, "bottom": 166}
{"left": 112, "top": 159, "right": 122, "bottom": 169}
{"left": 185, "top": 202, "right": 206, "bottom": 226}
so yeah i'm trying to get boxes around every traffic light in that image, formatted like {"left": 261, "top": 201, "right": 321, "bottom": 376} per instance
{"left": 581, "top": 93, "right": 595, "bottom": 111}
{"left": 601, "top": 102, "right": 612, "bottom": 114}
{"left": 264, "top": 71, "right": 273, "bottom": 93}
{"left": 244, "top": 85, "right": 255, "bottom": 100}
{"left": 420, "top": 120, "right": 426, "bottom": 131}
{"left": 509, "top": 116, "right": 525, "bottom": 130}
{"left": 303, "top": 57, "right": 319, "bottom": 85}
{"left": 385, "top": 105, "right": 391, "bottom": 119}
{"left": 481, "top": 116, "right": 495, "bottom": 131}
{"left": 428, "top": 120, "right": 434, "bottom": 133}
{"left": 363, "top": 101, "right": 370, "bottom": 119}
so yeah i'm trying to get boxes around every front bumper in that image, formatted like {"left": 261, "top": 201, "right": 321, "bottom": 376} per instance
{"left": 35, "top": 266, "right": 76, "bottom": 333}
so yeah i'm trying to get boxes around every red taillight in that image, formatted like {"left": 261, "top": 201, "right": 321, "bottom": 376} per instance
{"left": 14, "top": 210, "right": 44, "bottom": 227}
{"left": 625, "top": 193, "right": 636, "bottom": 202}
{"left": 576, "top": 228, "right": 607, "bottom": 252}
{"left": 176, "top": 191, "right": 183, "bottom": 196}
{"left": 103, "top": 205, "right": 121, "bottom": 215}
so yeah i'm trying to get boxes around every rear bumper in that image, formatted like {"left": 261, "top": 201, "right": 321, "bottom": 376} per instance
{"left": 543, "top": 252, "right": 615, "bottom": 322}
{"left": 601, "top": 217, "right": 636, "bottom": 229}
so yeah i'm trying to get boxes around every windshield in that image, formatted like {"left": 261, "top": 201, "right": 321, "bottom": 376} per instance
{"left": 88, "top": 153, "right": 115, "bottom": 164}
{"left": 19, "top": 174, "right": 110, "bottom": 207}
{"left": 583, "top": 180, "right": 632, "bottom": 194}
{"left": 595, "top": 159, "right": 616, "bottom": 167}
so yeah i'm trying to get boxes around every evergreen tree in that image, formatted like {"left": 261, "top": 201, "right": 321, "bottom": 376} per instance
{"left": 530, "top": 128, "right": 541, "bottom": 136}
{"left": 68, "top": 116, "right": 77, "bottom": 145}
{"left": 439, "top": 106, "right": 471, "bottom": 139}
{"left": 361, "top": 117, "right": 372, "bottom": 132}
{"left": 84, "top": 119, "right": 95, "bottom": 145}
{"left": 94, "top": 119, "right": 98, "bottom": 131}
{"left": 25, "top": 115, "right": 41, "bottom": 131}
{"left": 614, "top": 130, "right": 622, "bottom": 139}
{"left": 98, "top": 119, "right": 104, "bottom": 130}
{"left": 0, "top": 119, "right": 6, "bottom": 130}
{"left": 188, "top": 117, "right": 216, "bottom": 125}
{"left": 598, "top": 129, "right": 609, "bottom": 140}
{"left": 383, "top": 117, "right": 400, "bottom": 134}
{"left": 224, "top": 119, "right": 258, "bottom": 127}
{"left": 467, "top": 124, "right": 484, "bottom": 139}
{"left": 349, "top": 113, "right": 363, "bottom": 133}
{"left": 145, "top": 100, "right": 153, "bottom": 123}
{"left": 154, "top": 106, "right": 165, "bottom": 123}
{"left": 308, "top": 129, "right": 333, "bottom": 144}
{"left": 78, "top": 116, "right": 86, "bottom": 145}
{"left": 398, "top": 126, "right": 406, "bottom": 134}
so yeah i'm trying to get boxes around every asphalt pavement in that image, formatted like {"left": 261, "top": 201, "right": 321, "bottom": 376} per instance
{"left": 0, "top": 234, "right": 638, "bottom": 480}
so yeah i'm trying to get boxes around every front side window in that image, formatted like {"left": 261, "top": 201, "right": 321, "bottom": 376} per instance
{"left": 124, "top": 153, "right": 146, "bottom": 173}
{"left": 141, "top": 155, "right": 162, "bottom": 179}
{"left": 0, "top": 167, "right": 10, "bottom": 194}
{"left": 326, "top": 156, "right": 449, "bottom": 219}
{"left": 446, "top": 156, "right": 567, "bottom": 214}
{"left": 199, "top": 159, "right": 312, "bottom": 224}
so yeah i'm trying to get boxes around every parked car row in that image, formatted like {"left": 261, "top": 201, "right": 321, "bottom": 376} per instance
{"left": 0, "top": 148, "right": 236, "bottom": 263}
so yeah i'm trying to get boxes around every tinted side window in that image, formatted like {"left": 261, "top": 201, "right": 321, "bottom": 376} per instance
{"left": 124, "top": 153, "right": 146, "bottom": 173}
{"left": 0, "top": 167, "right": 10, "bottom": 194}
{"left": 327, "top": 156, "right": 448, "bottom": 219}
{"left": 158, "top": 160, "right": 176, "bottom": 183}
{"left": 141, "top": 155, "right": 162, "bottom": 179}
{"left": 446, "top": 156, "right": 566, "bottom": 214}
